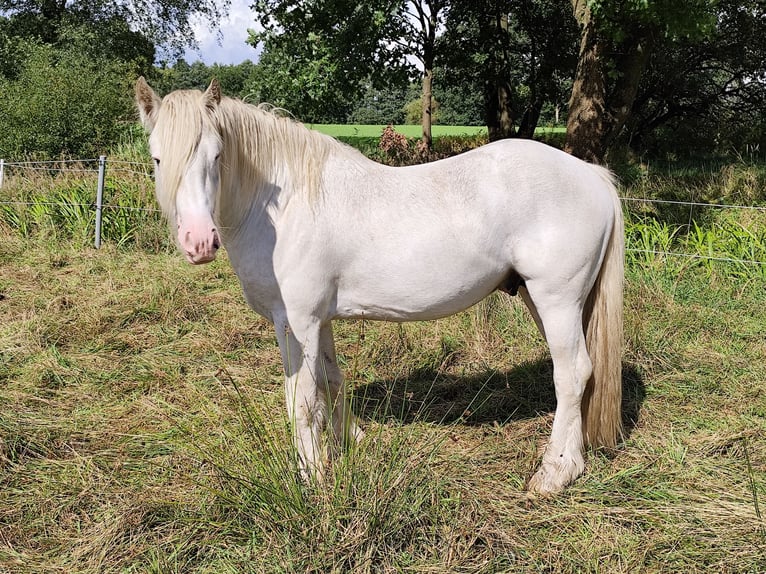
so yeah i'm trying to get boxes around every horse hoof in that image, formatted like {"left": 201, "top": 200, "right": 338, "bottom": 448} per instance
{"left": 526, "top": 471, "right": 566, "bottom": 496}
{"left": 527, "top": 456, "right": 585, "bottom": 495}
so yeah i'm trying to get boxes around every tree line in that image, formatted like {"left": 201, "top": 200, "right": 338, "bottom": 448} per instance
{"left": 1, "top": 0, "right": 764, "bottom": 163}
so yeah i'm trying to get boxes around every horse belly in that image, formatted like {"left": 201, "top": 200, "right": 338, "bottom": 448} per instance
{"left": 333, "top": 245, "right": 507, "bottom": 321}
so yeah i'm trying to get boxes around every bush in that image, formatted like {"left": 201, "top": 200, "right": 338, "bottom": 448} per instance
{"left": 375, "top": 126, "right": 490, "bottom": 166}
{"left": 0, "top": 40, "right": 135, "bottom": 159}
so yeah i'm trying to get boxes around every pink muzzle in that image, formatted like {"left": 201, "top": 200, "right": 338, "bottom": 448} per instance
{"left": 178, "top": 216, "right": 220, "bottom": 264}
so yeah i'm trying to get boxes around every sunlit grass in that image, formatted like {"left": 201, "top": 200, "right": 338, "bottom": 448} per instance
{"left": 1, "top": 153, "right": 765, "bottom": 572}
{"left": 308, "top": 124, "right": 489, "bottom": 138}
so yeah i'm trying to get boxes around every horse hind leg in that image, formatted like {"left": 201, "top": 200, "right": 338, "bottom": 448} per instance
{"left": 524, "top": 291, "right": 592, "bottom": 494}
{"left": 498, "top": 270, "right": 545, "bottom": 339}
{"left": 518, "top": 285, "right": 546, "bottom": 340}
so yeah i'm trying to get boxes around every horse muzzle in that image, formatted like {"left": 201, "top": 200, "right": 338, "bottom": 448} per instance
{"left": 179, "top": 222, "right": 221, "bottom": 265}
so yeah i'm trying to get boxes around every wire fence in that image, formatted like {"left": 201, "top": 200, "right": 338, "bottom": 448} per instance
{"left": 1, "top": 156, "right": 764, "bottom": 269}
{"left": 0, "top": 157, "right": 161, "bottom": 248}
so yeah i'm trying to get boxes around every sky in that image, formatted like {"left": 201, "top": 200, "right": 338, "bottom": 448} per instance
{"left": 182, "top": 0, "right": 261, "bottom": 65}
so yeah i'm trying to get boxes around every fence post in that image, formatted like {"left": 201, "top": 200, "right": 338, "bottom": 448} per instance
{"left": 94, "top": 155, "right": 106, "bottom": 249}
{"left": 0, "top": 159, "right": 4, "bottom": 189}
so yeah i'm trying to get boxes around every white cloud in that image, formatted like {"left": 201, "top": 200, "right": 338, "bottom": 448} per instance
{"left": 183, "top": 0, "right": 261, "bottom": 65}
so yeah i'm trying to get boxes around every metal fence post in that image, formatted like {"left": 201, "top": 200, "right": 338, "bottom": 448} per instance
{"left": 94, "top": 155, "right": 106, "bottom": 248}
{"left": 0, "top": 159, "right": 4, "bottom": 189}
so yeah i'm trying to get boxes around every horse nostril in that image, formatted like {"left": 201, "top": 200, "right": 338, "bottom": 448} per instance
{"left": 212, "top": 230, "right": 220, "bottom": 250}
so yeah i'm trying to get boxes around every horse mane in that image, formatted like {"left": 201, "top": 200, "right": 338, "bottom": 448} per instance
{"left": 153, "top": 88, "right": 358, "bottom": 231}
{"left": 151, "top": 89, "right": 216, "bottom": 224}
{"left": 214, "top": 97, "right": 350, "bottom": 211}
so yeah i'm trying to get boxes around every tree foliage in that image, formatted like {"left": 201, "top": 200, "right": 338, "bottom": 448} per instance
{"left": 564, "top": 0, "right": 718, "bottom": 162}
{"left": 253, "top": 0, "right": 762, "bottom": 157}
{"left": 249, "top": 0, "right": 453, "bottom": 142}
{"left": 0, "top": 39, "right": 135, "bottom": 158}
{"left": 150, "top": 60, "right": 259, "bottom": 98}
{"left": 0, "top": 0, "right": 231, "bottom": 61}
{"left": 0, "top": 0, "right": 763, "bottom": 161}
{"left": 0, "top": 0, "right": 237, "bottom": 159}
{"left": 440, "top": 0, "right": 577, "bottom": 140}
{"left": 347, "top": 83, "right": 413, "bottom": 125}
{"left": 0, "top": 10, "right": 153, "bottom": 78}
{"left": 248, "top": 0, "right": 411, "bottom": 123}
{"left": 627, "top": 0, "right": 766, "bottom": 157}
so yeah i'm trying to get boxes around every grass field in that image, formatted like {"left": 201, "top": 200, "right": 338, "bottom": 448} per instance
{"left": 308, "top": 124, "right": 565, "bottom": 139}
{"left": 1, "top": 154, "right": 765, "bottom": 572}
{"left": 309, "top": 124, "right": 486, "bottom": 138}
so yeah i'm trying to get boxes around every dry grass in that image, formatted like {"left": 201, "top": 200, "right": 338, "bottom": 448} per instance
{"left": 1, "top": 229, "right": 765, "bottom": 573}
{"left": 1, "top": 160, "right": 766, "bottom": 572}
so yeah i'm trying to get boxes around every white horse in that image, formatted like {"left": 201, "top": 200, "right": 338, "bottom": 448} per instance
{"left": 135, "top": 78, "right": 624, "bottom": 494}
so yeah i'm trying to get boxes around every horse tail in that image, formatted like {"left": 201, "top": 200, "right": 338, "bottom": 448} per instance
{"left": 581, "top": 169, "right": 624, "bottom": 450}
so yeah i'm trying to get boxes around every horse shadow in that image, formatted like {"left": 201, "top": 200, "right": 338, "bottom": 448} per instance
{"left": 352, "top": 359, "right": 645, "bottom": 440}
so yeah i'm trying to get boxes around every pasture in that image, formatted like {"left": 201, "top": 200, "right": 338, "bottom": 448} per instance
{"left": 1, "top": 149, "right": 765, "bottom": 572}
{"left": 308, "top": 124, "right": 493, "bottom": 138}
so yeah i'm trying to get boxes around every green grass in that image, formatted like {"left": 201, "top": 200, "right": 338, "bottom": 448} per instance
{"left": 1, "top": 153, "right": 765, "bottom": 572}
{"left": 308, "top": 124, "right": 566, "bottom": 138}
{"left": 1, "top": 234, "right": 765, "bottom": 573}
{"left": 0, "top": 160, "right": 169, "bottom": 251}
{"left": 309, "top": 124, "right": 489, "bottom": 138}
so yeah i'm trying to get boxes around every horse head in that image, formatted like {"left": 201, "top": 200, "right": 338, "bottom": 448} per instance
{"left": 136, "top": 77, "right": 222, "bottom": 264}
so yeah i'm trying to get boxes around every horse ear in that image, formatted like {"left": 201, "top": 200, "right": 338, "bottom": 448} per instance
{"left": 204, "top": 78, "right": 222, "bottom": 110}
{"left": 135, "top": 76, "right": 162, "bottom": 132}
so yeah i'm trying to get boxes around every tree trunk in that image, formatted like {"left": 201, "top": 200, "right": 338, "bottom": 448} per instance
{"left": 518, "top": 95, "right": 543, "bottom": 139}
{"left": 604, "top": 34, "right": 652, "bottom": 152}
{"left": 486, "top": 82, "right": 515, "bottom": 141}
{"left": 416, "top": 0, "right": 442, "bottom": 149}
{"left": 421, "top": 68, "right": 433, "bottom": 149}
{"left": 564, "top": 14, "right": 607, "bottom": 162}
{"left": 565, "top": 0, "right": 654, "bottom": 163}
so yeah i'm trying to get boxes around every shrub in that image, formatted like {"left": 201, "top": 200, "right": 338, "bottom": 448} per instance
{"left": 0, "top": 40, "right": 135, "bottom": 159}
{"left": 378, "top": 125, "right": 413, "bottom": 165}
{"left": 376, "top": 126, "right": 488, "bottom": 166}
{"left": 433, "top": 133, "right": 490, "bottom": 156}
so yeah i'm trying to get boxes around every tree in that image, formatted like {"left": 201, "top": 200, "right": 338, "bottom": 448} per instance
{"left": 0, "top": 0, "right": 231, "bottom": 157}
{"left": 249, "top": 0, "right": 410, "bottom": 123}
{"left": 395, "top": 0, "right": 448, "bottom": 147}
{"left": 0, "top": 0, "right": 231, "bottom": 63}
{"left": 150, "top": 60, "right": 259, "bottom": 99}
{"left": 0, "top": 39, "right": 135, "bottom": 158}
{"left": 347, "top": 83, "right": 412, "bottom": 125}
{"left": 245, "top": 28, "right": 357, "bottom": 123}
{"left": 564, "top": 0, "right": 716, "bottom": 163}
{"left": 0, "top": 10, "right": 154, "bottom": 78}
{"left": 250, "top": 0, "right": 450, "bottom": 143}
{"left": 440, "top": 0, "right": 577, "bottom": 140}
{"left": 626, "top": 0, "right": 766, "bottom": 157}
{"left": 432, "top": 69, "right": 484, "bottom": 126}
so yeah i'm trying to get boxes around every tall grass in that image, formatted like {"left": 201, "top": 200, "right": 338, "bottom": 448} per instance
{"left": 174, "top": 375, "right": 463, "bottom": 573}
{"left": 1, "top": 146, "right": 765, "bottom": 571}
{"left": 622, "top": 160, "right": 766, "bottom": 279}
{"left": 0, "top": 156, "right": 169, "bottom": 250}
{"left": 2, "top": 232, "right": 764, "bottom": 572}
{"left": 2, "top": 143, "right": 763, "bottom": 277}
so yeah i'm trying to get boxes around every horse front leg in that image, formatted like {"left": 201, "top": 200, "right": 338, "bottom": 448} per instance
{"left": 275, "top": 317, "right": 363, "bottom": 481}
{"left": 275, "top": 317, "right": 329, "bottom": 480}
{"left": 317, "top": 323, "right": 365, "bottom": 450}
